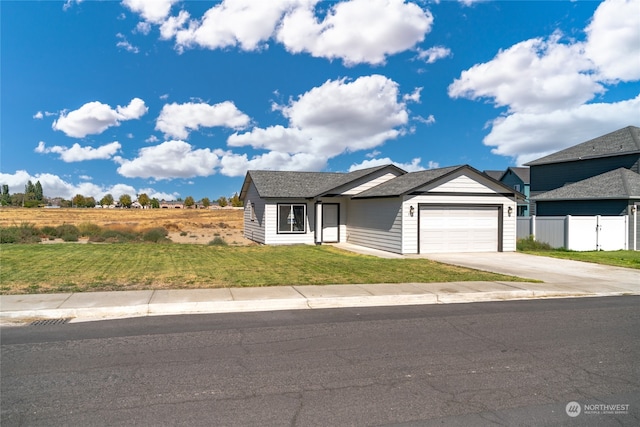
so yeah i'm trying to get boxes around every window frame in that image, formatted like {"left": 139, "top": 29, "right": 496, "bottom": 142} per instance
{"left": 277, "top": 203, "right": 307, "bottom": 234}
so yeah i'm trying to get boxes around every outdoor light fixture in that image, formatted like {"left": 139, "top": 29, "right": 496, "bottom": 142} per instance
{"left": 409, "top": 205, "right": 415, "bottom": 217}
{"left": 508, "top": 206, "right": 513, "bottom": 217}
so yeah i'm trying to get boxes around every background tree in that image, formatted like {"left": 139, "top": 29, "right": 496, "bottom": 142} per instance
{"left": 100, "top": 193, "right": 114, "bottom": 206}
{"left": 201, "top": 197, "right": 210, "bottom": 208}
{"left": 230, "top": 192, "right": 243, "bottom": 207}
{"left": 138, "top": 193, "right": 150, "bottom": 208}
{"left": 217, "top": 196, "right": 228, "bottom": 207}
{"left": 150, "top": 198, "right": 160, "bottom": 209}
{"left": 119, "top": 194, "right": 132, "bottom": 208}
{"left": 60, "top": 199, "right": 72, "bottom": 208}
{"left": 84, "top": 196, "right": 96, "bottom": 208}
{"left": 184, "top": 196, "right": 195, "bottom": 208}
{"left": 72, "top": 194, "right": 86, "bottom": 208}
{"left": 34, "top": 181, "right": 43, "bottom": 201}
{"left": 1, "top": 185, "right": 10, "bottom": 206}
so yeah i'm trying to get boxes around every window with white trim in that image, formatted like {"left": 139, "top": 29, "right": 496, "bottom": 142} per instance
{"left": 278, "top": 204, "right": 306, "bottom": 233}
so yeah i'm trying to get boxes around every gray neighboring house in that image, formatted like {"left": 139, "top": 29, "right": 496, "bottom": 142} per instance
{"left": 526, "top": 125, "right": 640, "bottom": 246}
{"left": 240, "top": 164, "right": 522, "bottom": 254}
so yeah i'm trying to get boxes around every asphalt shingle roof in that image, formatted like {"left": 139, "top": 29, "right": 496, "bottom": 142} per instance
{"left": 526, "top": 126, "right": 640, "bottom": 166}
{"left": 483, "top": 170, "right": 504, "bottom": 180}
{"left": 532, "top": 168, "right": 640, "bottom": 201}
{"left": 246, "top": 165, "right": 402, "bottom": 199}
{"left": 353, "top": 166, "right": 461, "bottom": 198}
{"left": 503, "top": 167, "right": 530, "bottom": 183}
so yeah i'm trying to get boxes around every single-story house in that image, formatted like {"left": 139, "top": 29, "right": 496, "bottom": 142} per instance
{"left": 239, "top": 164, "right": 522, "bottom": 254}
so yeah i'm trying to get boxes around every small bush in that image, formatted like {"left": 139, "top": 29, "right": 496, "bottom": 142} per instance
{"left": 40, "top": 226, "right": 58, "bottom": 237}
{"left": 60, "top": 233, "right": 79, "bottom": 242}
{"left": 179, "top": 231, "right": 188, "bottom": 236}
{"left": 55, "top": 224, "right": 80, "bottom": 240}
{"left": 100, "top": 229, "right": 138, "bottom": 243}
{"left": 517, "top": 235, "right": 555, "bottom": 251}
{"left": 208, "top": 236, "right": 228, "bottom": 246}
{"left": 78, "top": 222, "right": 102, "bottom": 237}
{"left": 0, "top": 223, "right": 42, "bottom": 244}
{"left": 143, "top": 227, "right": 170, "bottom": 243}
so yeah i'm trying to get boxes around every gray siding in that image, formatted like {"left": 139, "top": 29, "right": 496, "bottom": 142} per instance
{"left": 530, "top": 154, "right": 640, "bottom": 193}
{"left": 346, "top": 198, "right": 403, "bottom": 254}
{"left": 243, "top": 183, "right": 266, "bottom": 244}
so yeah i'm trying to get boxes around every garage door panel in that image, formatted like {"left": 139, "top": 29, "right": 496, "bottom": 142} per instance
{"left": 420, "top": 206, "right": 499, "bottom": 253}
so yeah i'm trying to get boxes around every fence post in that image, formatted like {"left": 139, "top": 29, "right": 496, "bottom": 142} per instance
{"left": 531, "top": 215, "right": 536, "bottom": 240}
{"left": 565, "top": 215, "right": 571, "bottom": 250}
{"left": 596, "top": 215, "right": 601, "bottom": 251}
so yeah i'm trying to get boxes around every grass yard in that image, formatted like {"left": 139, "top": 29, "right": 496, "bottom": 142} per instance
{"left": 519, "top": 249, "right": 640, "bottom": 270}
{"left": 0, "top": 244, "right": 530, "bottom": 294}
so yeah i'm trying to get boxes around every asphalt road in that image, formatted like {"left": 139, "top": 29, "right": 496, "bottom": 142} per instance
{"left": 2, "top": 297, "right": 639, "bottom": 426}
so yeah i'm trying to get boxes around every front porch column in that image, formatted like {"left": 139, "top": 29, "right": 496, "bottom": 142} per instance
{"left": 314, "top": 201, "right": 323, "bottom": 244}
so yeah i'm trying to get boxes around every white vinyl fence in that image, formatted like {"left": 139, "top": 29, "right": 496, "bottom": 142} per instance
{"left": 517, "top": 215, "right": 635, "bottom": 251}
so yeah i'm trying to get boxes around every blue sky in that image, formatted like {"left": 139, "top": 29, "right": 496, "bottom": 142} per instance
{"left": 2, "top": 0, "right": 639, "bottom": 202}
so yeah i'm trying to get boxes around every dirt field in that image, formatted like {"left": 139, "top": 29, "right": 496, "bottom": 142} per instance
{"left": 0, "top": 207, "right": 254, "bottom": 245}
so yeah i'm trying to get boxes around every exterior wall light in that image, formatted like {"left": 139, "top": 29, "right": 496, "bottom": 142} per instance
{"left": 409, "top": 205, "right": 415, "bottom": 217}
{"left": 508, "top": 206, "right": 513, "bottom": 217}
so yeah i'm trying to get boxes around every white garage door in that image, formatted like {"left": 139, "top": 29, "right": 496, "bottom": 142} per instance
{"left": 420, "top": 205, "right": 499, "bottom": 253}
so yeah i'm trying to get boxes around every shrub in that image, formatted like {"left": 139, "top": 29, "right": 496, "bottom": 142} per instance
{"left": 100, "top": 229, "right": 138, "bottom": 243}
{"left": 0, "top": 223, "right": 42, "bottom": 244}
{"left": 55, "top": 224, "right": 80, "bottom": 240}
{"left": 78, "top": 222, "right": 102, "bottom": 237}
{"left": 40, "top": 226, "right": 58, "bottom": 237}
{"left": 208, "top": 236, "right": 228, "bottom": 246}
{"left": 143, "top": 227, "right": 170, "bottom": 243}
{"left": 60, "top": 233, "right": 79, "bottom": 242}
{"left": 517, "top": 235, "right": 554, "bottom": 251}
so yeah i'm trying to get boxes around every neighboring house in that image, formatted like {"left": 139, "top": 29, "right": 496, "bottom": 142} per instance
{"left": 483, "top": 170, "right": 504, "bottom": 181}
{"left": 160, "top": 200, "right": 184, "bottom": 209}
{"left": 240, "top": 164, "right": 522, "bottom": 254}
{"left": 526, "top": 125, "right": 640, "bottom": 247}
{"left": 499, "top": 167, "right": 530, "bottom": 216}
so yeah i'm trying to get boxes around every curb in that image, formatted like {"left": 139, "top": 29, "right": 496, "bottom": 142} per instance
{"left": 1, "top": 289, "right": 626, "bottom": 324}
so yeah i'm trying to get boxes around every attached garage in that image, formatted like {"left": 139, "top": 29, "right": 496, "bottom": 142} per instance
{"left": 419, "top": 205, "right": 501, "bottom": 253}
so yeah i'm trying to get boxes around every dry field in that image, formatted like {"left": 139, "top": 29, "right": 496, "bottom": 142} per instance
{"left": 0, "top": 207, "right": 253, "bottom": 245}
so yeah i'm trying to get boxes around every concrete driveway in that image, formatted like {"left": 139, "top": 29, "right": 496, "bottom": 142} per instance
{"left": 421, "top": 252, "right": 639, "bottom": 290}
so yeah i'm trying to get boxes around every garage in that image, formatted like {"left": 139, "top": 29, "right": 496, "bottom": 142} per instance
{"left": 419, "top": 205, "right": 500, "bottom": 253}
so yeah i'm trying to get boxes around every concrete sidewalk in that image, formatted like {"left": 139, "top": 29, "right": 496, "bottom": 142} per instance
{"left": 2, "top": 279, "right": 639, "bottom": 324}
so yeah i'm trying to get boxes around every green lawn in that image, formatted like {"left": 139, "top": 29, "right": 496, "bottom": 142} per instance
{"left": 519, "top": 249, "right": 640, "bottom": 269}
{"left": 0, "top": 244, "right": 531, "bottom": 294}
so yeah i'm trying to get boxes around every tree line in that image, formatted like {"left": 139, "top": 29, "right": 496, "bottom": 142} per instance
{"left": 0, "top": 182, "right": 243, "bottom": 209}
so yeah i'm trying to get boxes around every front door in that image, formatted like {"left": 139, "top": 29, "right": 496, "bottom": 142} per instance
{"left": 322, "top": 204, "right": 339, "bottom": 243}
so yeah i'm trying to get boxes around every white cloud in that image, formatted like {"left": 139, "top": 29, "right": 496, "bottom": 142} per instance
{"left": 52, "top": 98, "right": 148, "bottom": 138}
{"left": 349, "top": 157, "right": 427, "bottom": 172}
{"left": 277, "top": 0, "right": 433, "bottom": 65}
{"left": 115, "top": 140, "right": 222, "bottom": 179}
{"left": 35, "top": 141, "right": 122, "bottom": 162}
{"left": 122, "top": 0, "right": 180, "bottom": 24}
{"left": 416, "top": 46, "right": 451, "bottom": 63}
{"left": 484, "top": 94, "right": 640, "bottom": 165}
{"left": 130, "top": 0, "right": 433, "bottom": 65}
{"left": 448, "top": 33, "right": 602, "bottom": 114}
{"left": 33, "top": 111, "right": 44, "bottom": 119}
{"left": 229, "top": 75, "right": 409, "bottom": 163}
{"left": 584, "top": 0, "right": 640, "bottom": 82}
{"left": 137, "top": 188, "right": 179, "bottom": 201}
{"left": 218, "top": 151, "right": 327, "bottom": 177}
{"left": 155, "top": 101, "right": 250, "bottom": 139}
{"left": 63, "top": 0, "right": 83, "bottom": 11}
{"left": 116, "top": 33, "right": 140, "bottom": 53}
{"left": 403, "top": 87, "right": 422, "bottom": 103}
{"left": 449, "top": 0, "right": 640, "bottom": 164}
{"left": 415, "top": 114, "right": 435, "bottom": 125}
{"left": 145, "top": 135, "right": 159, "bottom": 143}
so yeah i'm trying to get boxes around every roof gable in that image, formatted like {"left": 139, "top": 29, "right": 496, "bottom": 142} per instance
{"left": 352, "top": 165, "right": 522, "bottom": 199}
{"left": 532, "top": 168, "right": 640, "bottom": 201}
{"left": 526, "top": 126, "right": 640, "bottom": 166}
{"left": 500, "top": 167, "right": 530, "bottom": 184}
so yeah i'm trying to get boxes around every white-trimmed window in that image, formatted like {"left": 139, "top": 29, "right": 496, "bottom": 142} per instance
{"left": 278, "top": 204, "right": 306, "bottom": 233}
